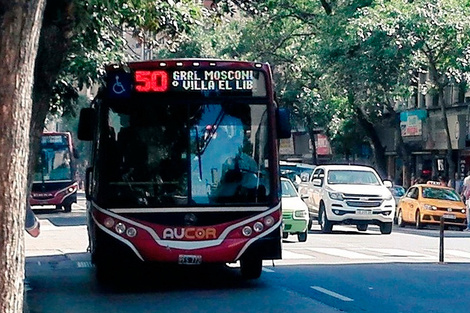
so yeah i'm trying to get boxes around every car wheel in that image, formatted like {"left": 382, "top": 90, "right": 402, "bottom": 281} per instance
{"left": 380, "top": 222, "right": 393, "bottom": 234}
{"left": 307, "top": 218, "right": 313, "bottom": 230}
{"left": 240, "top": 258, "right": 262, "bottom": 279}
{"left": 397, "top": 209, "right": 405, "bottom": 228}
{"left": 415, "top": 210, "right": 423, "bottom": 229}
{"left": 282, "top": 232, "right": 289, "bottom": 239}
{"left": 357, "top": 224, "right": 368, "bottom": 232}
{"left": 297, "top": 231, "right": 307, "bottom": 242}
{"left": 319, "top": 204, "right": 332, "bottom": 233}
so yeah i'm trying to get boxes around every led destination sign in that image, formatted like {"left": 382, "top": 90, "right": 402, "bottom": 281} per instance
{"left": 133, "top": 69, "right": 265, "bottom": 95}
{"left": 107, "top": 68, "right": 267, "bottom": 98}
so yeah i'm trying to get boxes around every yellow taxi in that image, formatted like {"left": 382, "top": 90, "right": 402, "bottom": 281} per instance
{"left": 397, "top": 181, "right": 467, "bottom": 230}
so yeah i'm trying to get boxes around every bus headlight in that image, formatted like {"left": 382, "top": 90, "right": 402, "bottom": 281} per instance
{"left": 264, "top": 216, "right": 275, "bottom": 227}
{"left": 253, "top": 222, "right": 264, "bottom": 233}
{"left": 242, "top": 226, "right": 253, "bottom": 237}
{"left": 115, "top": 223, "right": 126, "bottom": 234}
{"left": 104, "top": 218, "right": 115, "bottom": 228}
{"left": 126, "top": 227, "right": 137, "bottom": 237}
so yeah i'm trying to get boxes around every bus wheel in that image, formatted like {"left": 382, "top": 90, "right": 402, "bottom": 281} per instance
{"left": 95, "top": 262, "right": 114, "bottom": 284}
{"left": 63, "top": 203, "right": 72, "bottom": 213}
{"left": 240, "top": 258, "right": 262, "bottom": 279}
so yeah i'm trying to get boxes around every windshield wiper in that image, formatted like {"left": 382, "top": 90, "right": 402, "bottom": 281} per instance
{"left": 194, "top": 126, "right": 203, "bottom": 181}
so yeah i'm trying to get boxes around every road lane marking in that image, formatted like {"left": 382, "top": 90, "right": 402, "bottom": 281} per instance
{"left": 308, "top": 248, "right": 379, "bottom": 259}
{"left": 77, "top": 261, "right": 93, "bottom": 268}
{"left": 311, "top": 286, "right": 354, "bottom": 302}
{"left": 440, "top": 250, "right": 470, "bottom": 259}
{"left": 262, "top": 268, "right": 275, "bottom": 272}
{"left": 368, "top": 248, "right": 432, "bottom": 258}
{"left": 282, "top": 250, "right": 315, "bottom": 259}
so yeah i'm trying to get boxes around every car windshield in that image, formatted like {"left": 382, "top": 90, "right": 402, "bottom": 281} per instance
{"left": 422, "top": 187, "right": 461, "bottom": 201}
{"left": 327, "top": 170, "right": 381, "bottom": 185}
{"left": 280, "top": 164, "right": 315, "bottom": 184}
{"left": 281, "top": 179, "right": 298, "bottom": 198}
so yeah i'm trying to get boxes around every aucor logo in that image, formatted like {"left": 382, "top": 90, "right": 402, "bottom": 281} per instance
{"left": 162, "top": 227, "right": 217, "bottom": 240}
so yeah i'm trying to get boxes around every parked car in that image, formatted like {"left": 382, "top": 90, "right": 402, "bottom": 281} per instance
{"left": 280, "top": 161, "right": 316, "bottom": 188}
{"left": 281, "top": 177, "right": 309, "bottom": 242}
{"left": 397, "top": 182, "right": 467, "bottom": 230}
{"left": 297, "top": 164, "right": 395, "bottom": 234}
{"left": 388, "top": 185, "right": 406, "bottom": 223}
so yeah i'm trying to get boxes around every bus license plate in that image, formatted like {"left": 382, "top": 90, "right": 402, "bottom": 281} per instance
{"left": 356, "top": 209, "right": 372, "bottom": 215}
{"left": 178, "top": 255, "right": 202, "bottom": 265}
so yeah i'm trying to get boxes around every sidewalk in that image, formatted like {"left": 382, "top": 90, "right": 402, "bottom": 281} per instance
{"left": 25, "top": 219, "right": 88, "bottom": 257}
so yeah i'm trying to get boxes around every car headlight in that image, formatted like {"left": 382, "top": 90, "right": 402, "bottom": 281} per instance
{"left": 423, "top": 204, "right": 437, "bottom": 211}
{"left": 384, "top": 194, "right": 392, "bottom": 201}
{"left": 294, "top": 210, "right": 307, "bottom": 219}
{"left": 329, "top": 192, "right": 343, "bottom": 201}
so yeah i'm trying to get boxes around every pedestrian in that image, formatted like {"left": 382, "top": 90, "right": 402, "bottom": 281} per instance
{"left": 448, "top": 172, "right": 463, "bottom": 194}
{"left": 461, "top": 171, "right": 470, "bottom": 231}
{"left": 25, "top": 204, "right": 40, "bottom": 237}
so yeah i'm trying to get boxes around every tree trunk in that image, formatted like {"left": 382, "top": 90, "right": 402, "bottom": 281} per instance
{"left": 429, "top": 61, "right": 455, "bottom": 182}
{"left": 0, "top": 1, "right": 46, "bottom": 312}
{"left": 438, "top": 89, "right": 456, "bottom": 181}
{"left": 306, "top": 115, "right": 318, "bottom": 165}
{"left": 28, "top": 0, "right": 76, "bottom": 189}
{"left": 385, "top": 100, "right": 412, "bottom": 187}
{"left": 354, "top": 106, "right": 387, "bottom": 177}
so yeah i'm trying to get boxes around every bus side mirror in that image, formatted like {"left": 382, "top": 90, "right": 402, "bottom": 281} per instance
{"left": 276, "top": 108, "right": 291, "bottom": 139}
{"left": 78, "top": 108, "right": 96, "bottom": 141}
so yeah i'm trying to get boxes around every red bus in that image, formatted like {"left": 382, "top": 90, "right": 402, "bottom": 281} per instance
{"left": 78, "top": 59, "right": 291, "bottom": 280}
{"left": 30, "top": 132, "right": 78, "bottom": 212}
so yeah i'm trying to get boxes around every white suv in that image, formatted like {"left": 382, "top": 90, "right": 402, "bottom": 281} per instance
{"left": 299, "top": 165, "right": 395, "bottom": 234}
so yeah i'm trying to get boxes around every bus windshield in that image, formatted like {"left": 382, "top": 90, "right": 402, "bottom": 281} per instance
{"left": 34, "top": 136, "right": 73, "bottom": 182}
{"left": 100, "top": 100, "right": 271, "bottom": 208}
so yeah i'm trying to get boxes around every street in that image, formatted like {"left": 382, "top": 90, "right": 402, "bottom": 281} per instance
{"left": 25, "top": 194, "right": 470, "bottom": 313}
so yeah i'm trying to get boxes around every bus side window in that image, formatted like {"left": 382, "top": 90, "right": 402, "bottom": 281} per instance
{"left": 117, "top": 127, "right": 148, "bottom": 180}
{"left": 103, "top": 127, "right": 119, "bottom": 181}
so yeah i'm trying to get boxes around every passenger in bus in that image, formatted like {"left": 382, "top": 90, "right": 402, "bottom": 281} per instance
{"left": 215, "top": 152, "right": 266, "bottom": 203}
